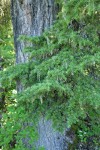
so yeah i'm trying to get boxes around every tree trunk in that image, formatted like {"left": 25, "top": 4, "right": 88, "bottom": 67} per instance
{"left": 0, "top": 57, "right": 5, "bottom": 126}
{"left": 11, "top": 0, "right": 74, "bottom": 149}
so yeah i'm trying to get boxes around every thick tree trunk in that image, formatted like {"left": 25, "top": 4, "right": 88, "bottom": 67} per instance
{"left": 11, "top": 0, "right": 59, "bottom": 92}
{"left": 11, "top": 0, "right": 59, "bottom": 63}
{"left": 11, "top": 0, "right": 74, "bottom": 149}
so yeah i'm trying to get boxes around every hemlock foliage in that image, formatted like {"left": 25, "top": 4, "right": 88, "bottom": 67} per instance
{"left": 0, "top": 0, "right": 100, "bottom": 149}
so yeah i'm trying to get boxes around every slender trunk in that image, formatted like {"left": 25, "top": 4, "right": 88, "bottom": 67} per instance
{"left": 11, "top": 0, "right": 74, "bottom": 149}
{"left": 0, "top": 58, "right": 5, "bottom": 126}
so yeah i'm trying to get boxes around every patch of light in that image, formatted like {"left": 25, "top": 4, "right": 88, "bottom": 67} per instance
{"left": 12, "top": 89, "right": 17, "bottom": 94}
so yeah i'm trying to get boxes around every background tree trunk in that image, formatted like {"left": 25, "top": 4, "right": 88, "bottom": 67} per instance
{"left": 0, "top": 57, "right": 5, "bottom": 126}
{"left": 11, "top": 0, "right": 74, "bottom": 149}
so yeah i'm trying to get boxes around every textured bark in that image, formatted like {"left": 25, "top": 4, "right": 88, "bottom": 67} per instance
{"left": 11, "top": 0, "right": 59, "bottom": 64}
{"left": 36, "top": 118, "right": 74, "bottom": 150}
{"left": 11, "top": 0, "right": 74, "bottom": 149}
